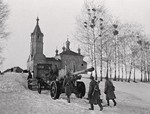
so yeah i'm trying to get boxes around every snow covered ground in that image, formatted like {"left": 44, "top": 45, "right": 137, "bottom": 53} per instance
{"left": 0, "top": 73, "right": 150, "bottom": 114}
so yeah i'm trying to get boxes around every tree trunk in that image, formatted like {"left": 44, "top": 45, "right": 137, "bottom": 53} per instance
{"left": 110, "top": 61, "right": 112, "bottom": 79}
{"left": 118, "top": 46, "right": 120, "bottom": 81}
{"left": 100, "top": 38, "right": 103, "bottom": 81}
{"left": 146, "top": 50, "right": 149, "bottom": 82}
{"left": 118, "top": 61, "right": 120, "bottom": 81}
{"left": 144, "top": 61, "right": 147, "bottom": 82}
{"left": 148, "top": 71, "right": 150, "bottom": 82}
{"left": 125, "top": 63, "right": 127, "bottom": 82}
{"left": 106, "top": 59, "right": 109, "bottom": 77}
{"left": 143, "top": 49, "right": 147, "bottom": 82}
{"left": 128, "top": 62, "right": 132, "bottom": 82}
{"left": 90, "top": 44, "right": 94, "bottom": 67}
{"left": 114, "top": 51, "right": 117, "bottom": 81}
{"left": 100, "top": 62, "right": 102, "bottom": 81}
{"left": 121, "top": 59, "right": 124, "bottom": 82}
{"left": 147, "top": 62, "right": 150, "bottom": 82}
{"left": 141, "top": 63, "right": 143, "bottom": 82}
{"left": 133, "top": 61, "right": 136, "bottom": 82}
{"left": 123, "top": 47, "right": 127, "bottom": 82}
{"left": 94, "top": 43, "right": 97, "bottom": 80}
{"left": 92, "top": 26, "right": 97, "bottom": 80}
{"left": 114, "top": 62, "right": 117, "bottom": 81}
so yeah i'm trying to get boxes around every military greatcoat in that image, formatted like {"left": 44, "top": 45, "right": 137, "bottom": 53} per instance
{"left": 104, "top": 80, "right": 116, "bottom": 100}
{"left": 88, "top": 80, "right": 101, "bottom": 105}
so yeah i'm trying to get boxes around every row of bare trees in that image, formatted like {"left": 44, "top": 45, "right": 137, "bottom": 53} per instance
{"left": 75, "top": 1, "right": 150, "bottom": 82}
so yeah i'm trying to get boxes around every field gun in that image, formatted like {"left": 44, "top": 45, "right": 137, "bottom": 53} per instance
{"left": 70, "top": 67, "right": 94, "bottom": 79}
{"left": 72, "top": 67, "right": 94, "bottom": 76}
{"left": 50, "top": 67, "right": 94, "bottom": 99}
{"left": 28, "top": 63, "right": 94, "bottom": 99}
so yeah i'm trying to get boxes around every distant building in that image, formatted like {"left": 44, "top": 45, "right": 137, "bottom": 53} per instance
{"left": 27, "top": 18, "right": 87, "bottom": 77}
{"left": 13, "top": 66, "right": 23, "bottom": 73}
{"left": 2, "top": 68, "right": 12, "bottom": 74}
{"left": 2, "top": 66, "right": 23, "bottom": 74}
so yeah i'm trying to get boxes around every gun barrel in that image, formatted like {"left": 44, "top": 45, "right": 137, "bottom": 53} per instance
{"left": 72, "top": 67, "right": 94, "bottom": 76}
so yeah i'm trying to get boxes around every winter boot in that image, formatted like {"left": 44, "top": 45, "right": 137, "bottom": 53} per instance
{"left": 100, "top": 107, "right": 103, "bottom": 111}
{"left": 113, "top": 99, "right": 117, "bottom": 106}
{"left": 89, "top": 104, "right": 94, "bottom": 110}
{"left": 107, "top": 100, "right": 110, "bottom": 106}
{"left": 67, "top": 97, "right": 70, "bottom": 103}
{"left": 98, "top": 101, "right": 103, "bottom": 111}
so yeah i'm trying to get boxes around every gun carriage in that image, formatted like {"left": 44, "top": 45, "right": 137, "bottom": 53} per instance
{"left": 28, "top": 63, "right": 94, "bottom": 99}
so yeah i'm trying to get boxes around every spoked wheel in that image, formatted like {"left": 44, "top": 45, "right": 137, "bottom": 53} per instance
{"left": 38, "top": 82, "right": 41, "bottom": 94}
{"left": 50, "top": 81, "right": 61, "bottom": 99}
{"left": 76, "top": 81, "right": 86, "bottom": 98}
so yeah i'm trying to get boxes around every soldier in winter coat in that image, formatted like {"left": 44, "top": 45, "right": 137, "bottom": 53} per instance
{"left": 88, "top": 76, "right": 103, "bottom": 111}
{"left": 63, "top": 72, "right": 73, "bottom": 103}
{"left": 104, "top": 76, "right": 117, "bottom": 106}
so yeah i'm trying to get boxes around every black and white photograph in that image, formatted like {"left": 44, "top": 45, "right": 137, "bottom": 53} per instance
{"left": 0, "top": 0, "right": 150, "bottom": 113}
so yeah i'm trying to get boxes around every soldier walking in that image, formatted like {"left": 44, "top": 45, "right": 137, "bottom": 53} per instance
{"left": 63, "top": 72, "right": 73, "bottom": 103}
{"left": 104, "top": 76, "right": 117, "bottom": 106}
{"left": 88, "top": 76, "right": 103, "bottom": 111}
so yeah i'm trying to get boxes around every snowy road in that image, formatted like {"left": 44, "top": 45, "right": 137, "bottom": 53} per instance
{"left": 0, "top": 73, "right": 150, "bottom": 114}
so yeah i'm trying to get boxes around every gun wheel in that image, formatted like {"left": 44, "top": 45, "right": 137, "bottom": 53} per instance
{"left": 50, "top": 81, "right": 61, "bottom": 99}
{"left": 76, "top": 81, "right": 86, "bottom": 98}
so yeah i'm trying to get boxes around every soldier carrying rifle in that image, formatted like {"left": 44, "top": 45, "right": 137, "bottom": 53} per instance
{"left": 88, "top": 76, "right": 103, "bottom": 111}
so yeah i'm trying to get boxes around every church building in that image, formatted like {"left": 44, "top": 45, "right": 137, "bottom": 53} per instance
{"left": 27, "top": 18, "right": 87, "bottom": 75}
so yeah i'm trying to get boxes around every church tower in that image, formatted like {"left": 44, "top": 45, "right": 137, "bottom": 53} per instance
{"left": 31, "top": 17, "right": 44, "bottom": 56}
{"left": 27, "top": 17, "right": 46, "bottom": 72}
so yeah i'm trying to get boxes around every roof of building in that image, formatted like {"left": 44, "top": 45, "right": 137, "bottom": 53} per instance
{"left": 83, "top": 61, "right": 87, "bottom": 64}
{"left": 13, "top": 66, "right": 23, "bottom": 73}
{"left": 60, "top": 50, "right": 83, "bottom": 57}
{"left": 32, "top": 17, "right": 43, "bottom": 35}
{"left": 46, "top": 57, "right": 61, "bottom": 62}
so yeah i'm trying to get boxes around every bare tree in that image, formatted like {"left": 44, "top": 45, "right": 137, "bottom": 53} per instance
{"left": 75, "top": 0, "right": 149, "bottom": 83}
{"left": 75, "top": 0, "right": 112, "bottom": 80}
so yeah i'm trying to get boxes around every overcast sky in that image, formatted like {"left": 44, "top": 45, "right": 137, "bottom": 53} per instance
{"left": 1, "top": 0, "right": 150, "bottom": 71}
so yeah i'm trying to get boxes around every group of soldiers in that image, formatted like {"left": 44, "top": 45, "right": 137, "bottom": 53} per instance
{"left": 63, "top": 72, "right": 117, "bottom": 111}
{"left": 88, "top": 76, "right": 116, "bottom": 111}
